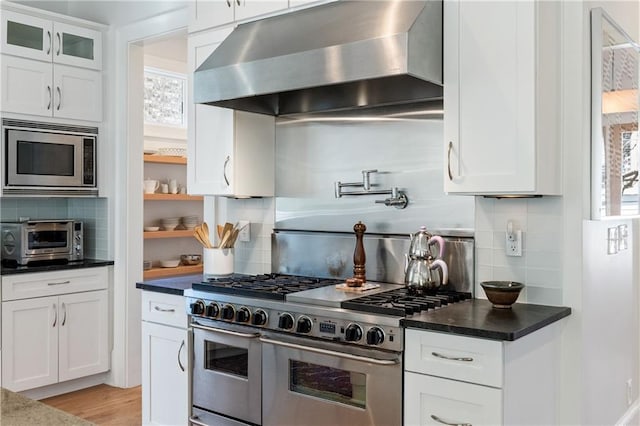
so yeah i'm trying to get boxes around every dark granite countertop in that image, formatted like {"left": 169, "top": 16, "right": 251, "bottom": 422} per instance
{"left": 136, "top": 274, "right": 201, "bottom": 296}
{"left": 1, "top": 259, "right": 114, "bottom": 275}
{"left": 401, "top": 299, "right": 571, "bottom": 341}
{"left": 134, "top": 275, "right": 571, "bottom": 341}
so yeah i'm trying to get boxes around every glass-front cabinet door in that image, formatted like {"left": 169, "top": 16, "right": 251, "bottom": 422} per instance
{"left": 1, "top": 10, "right": 52, "bottom": 62}
{"left": 53, "top": 22, "right": 101, "bottom": 70}
{"left": 1, "top": 11, "right": 101, "bottom": 71}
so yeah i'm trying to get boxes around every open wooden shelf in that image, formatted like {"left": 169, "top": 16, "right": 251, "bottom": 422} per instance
{"left": 143, "top": 193, "right": 203, "bottom": 201}
{"left": 143, "top": 230, "right": 196, "bottom": 239}
{"left": 144, "top": 154, "right": 187, "bottom": 165}
{"left": 143, "top": 264, "right": 203, "bottom": 279}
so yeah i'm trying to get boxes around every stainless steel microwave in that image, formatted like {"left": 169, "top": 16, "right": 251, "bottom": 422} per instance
{"left": 2, "top": 119, "right": 97, "bottom": 196}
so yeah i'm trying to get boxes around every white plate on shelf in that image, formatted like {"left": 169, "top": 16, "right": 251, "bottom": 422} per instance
{"left": 144, "top": 226, "right": 160, "bottom": 232}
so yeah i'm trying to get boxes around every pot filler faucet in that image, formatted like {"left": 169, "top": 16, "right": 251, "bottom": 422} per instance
{"left": 334, "top": 169, "right": 409, "bottom": 209}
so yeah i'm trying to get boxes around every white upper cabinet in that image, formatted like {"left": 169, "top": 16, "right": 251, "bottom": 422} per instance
{"left": 0, "top": 9, "right": 102, "bottom": 121}
{"left": 1, "top": 55, "right": 102, "bottom": 121}
{"left": 187, "top": 28, "right": 275, "bottom": 197}
{"left": 189, "top": 0, "right": 301, "bottom": 33}
{"left": 2, "top": 10, "right": 101, "bottom": 70}
{"left": 443, "top": 1, "right": 561, "bottom": 195}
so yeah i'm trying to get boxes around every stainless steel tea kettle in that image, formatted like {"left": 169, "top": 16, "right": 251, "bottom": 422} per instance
{"left": 405, "top": 226, "right": 449, "bottom": 291}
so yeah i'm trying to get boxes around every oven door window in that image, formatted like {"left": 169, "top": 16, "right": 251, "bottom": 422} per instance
{"left": 204, "top": 341, "right": 248, "bottom": 377}
{"left": 28, "top": 230, "right": 68, "bottom": 250}
{"left": 17, "top": 141, "right": 74, "bottom": 176}
{"left": 289, "top": 360, "right": 366, "bottom": 409}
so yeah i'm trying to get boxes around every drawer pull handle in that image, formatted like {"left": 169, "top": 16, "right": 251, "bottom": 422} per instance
{"left": 431, "top": 414, "right": 471, "bottom": 426}
{"left": 431, "top": 352, "right": 473, "bottom": 362}
{"left": 48, "top": 280, "right": 71, "bottom": 286}
{"left": 154, "top": 306, "right": 175, "bottom": 313}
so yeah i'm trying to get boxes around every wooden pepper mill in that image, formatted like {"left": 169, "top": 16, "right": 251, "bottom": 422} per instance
{"left": 353, "top": 221, "right": 367, "bottom": 283}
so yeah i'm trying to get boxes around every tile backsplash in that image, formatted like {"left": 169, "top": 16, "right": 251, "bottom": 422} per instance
{"left": 475, "top": 196, "right": 564, "bottom": 305}
{"left": 1, "top": 197, "right": 109, "bottom": 260}
{"left": 215, "top": 197, "right": 274, "bottom": 275}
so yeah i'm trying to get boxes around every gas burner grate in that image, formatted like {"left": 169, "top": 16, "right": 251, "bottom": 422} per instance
{"left": 192, "top": 274, "right": 342, "bottom": 300}
{"left": 341, "top": 287, "right": 472, "bottom": 316}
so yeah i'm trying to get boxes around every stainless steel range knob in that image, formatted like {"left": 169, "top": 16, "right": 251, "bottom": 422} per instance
{"left": 296, "top": 316, "right": 313, "bottom": 334}
{"left": 345, "top": 324, "right": 363, "bottom": 342}
{"left": 252, "top": 309, "right": 268, "bottom": 326}
{"left": 236, "top": 307, "right": 251, "bottom": 323}
{"left": 366, "top": 327, "right": 385, "bottom": 345}
{"left": 221, "top": 304, "right": 235, "bottom": 320}
{"left": 190, "top": 300, "right": 205, "bottom": 316}
{"left": 206, "top": 303, "right": 219, "bottom": 318}
{"left": 278, "top": 313, "right": 294, "bottom": 330}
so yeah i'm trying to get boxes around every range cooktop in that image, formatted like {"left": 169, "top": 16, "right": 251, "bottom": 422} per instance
{"left": 191, "top": 273, "right": 343, "bottom": 301}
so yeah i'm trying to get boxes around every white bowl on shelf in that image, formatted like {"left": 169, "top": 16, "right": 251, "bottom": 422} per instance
{"left": 144, "top": 226, "right": 160, "bottom": 232}
{"left": 160, "top": 259, "right": 180, "bottom": 268}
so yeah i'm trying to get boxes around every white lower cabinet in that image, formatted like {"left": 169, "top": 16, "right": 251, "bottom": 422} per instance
{"left": 405, "top": 373, "right": 502, "bottom": 426}
{"left": 1, "top": 267, "right": 109, "bottom": 392}
{"left": 404, "top": 326, "right": 560, "bottom": 425}
{"left": 141, "top": 291, "right": 190, "bottom": 425}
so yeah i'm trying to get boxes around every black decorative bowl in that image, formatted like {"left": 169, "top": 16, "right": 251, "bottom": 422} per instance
{"left": 480, "top": 281, "right": 524, "bottom": 309}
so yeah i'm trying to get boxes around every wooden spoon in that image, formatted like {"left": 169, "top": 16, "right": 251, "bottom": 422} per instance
{"left": 219, "top": 230, "right": 232, "bottom": 248}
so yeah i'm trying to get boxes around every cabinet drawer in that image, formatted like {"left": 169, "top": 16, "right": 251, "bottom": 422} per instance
{"left": 1, "top": 267, "right": 108, "bottom": 301}
{"left": 404, "top": 372, "right": 502, "bottom": 426}
{"left": 405, "top": 329, "right": 503, "bottom": 388}
{"left": 141, "top": 291, "right": 187, "bottom": 328}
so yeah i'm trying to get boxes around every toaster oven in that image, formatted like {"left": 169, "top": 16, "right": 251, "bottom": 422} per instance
{"left": 1, "top": 220, "right": 84, "bottom": 265}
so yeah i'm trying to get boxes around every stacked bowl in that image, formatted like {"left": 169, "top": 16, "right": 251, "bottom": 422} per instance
{"left": 161, "top": 217, "right": 180, "bottom": 231}
{"left": 182, "top": 215, "right": 199, "bottom": 230}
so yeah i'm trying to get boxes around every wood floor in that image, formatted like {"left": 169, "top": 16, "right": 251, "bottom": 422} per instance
{"left": 41, "top": 384, "right": 141, "bottom": 425}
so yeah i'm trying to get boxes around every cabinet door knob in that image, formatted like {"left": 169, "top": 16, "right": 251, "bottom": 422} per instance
{"left": 52, "top": 303, "right": 57, "bottom": 327}
{"left": 47, "top": 86, "right": 52, "bottom": 110}
{"left": 46, "top": 31, "right": 51, "bottom": 55}
{"left": 61, "top": 303, "right": 67, "bottom": 326}
{"left": 56, "top": 32, "right": 61, "bottom": 56}
{"left": 226, "top": 0, "right": 231, "bottom": 7}
{"left": 223, "top": 155, "right": 230, "bottom": 186}
{"left": 56, "top": 87, "right": 62, "bottom": 111}
{"left": 447, "top": 141, "right": 454, "bottom": 181}
{"left": 177, "top": 340, "right": 185, "bottom": 372}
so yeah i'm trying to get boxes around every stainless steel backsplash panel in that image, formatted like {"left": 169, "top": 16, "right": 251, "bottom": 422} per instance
{"left": 272, "top": 230, "right": 474, "bottom": 295}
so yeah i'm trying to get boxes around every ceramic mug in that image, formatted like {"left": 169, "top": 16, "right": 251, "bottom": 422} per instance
{"left": 143, "top": 179, "right": 159, "bottom": 194}
{"left": 160, "top": 183, "right": 169, "bottom": 194}
{"left": 169, "top": 179, "right": 178, "bottom": 194}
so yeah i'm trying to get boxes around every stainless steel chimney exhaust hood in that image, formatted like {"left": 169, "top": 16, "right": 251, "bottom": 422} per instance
{"left": 194, "top": 0, "right": 442, "bottom": 116}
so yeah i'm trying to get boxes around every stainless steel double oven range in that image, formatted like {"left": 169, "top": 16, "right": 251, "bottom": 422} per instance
{"left": 185, "top": 274, "right": 471, "bottom": 426}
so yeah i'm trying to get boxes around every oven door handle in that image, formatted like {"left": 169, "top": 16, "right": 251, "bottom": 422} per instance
{"left": 191, "top": 322, "right": 261, "bottom": 339}
{"left": 189, "top": 415, "right": 209, "bottom": 426}
{"left": 259, "top": 336, "right": 399, "bottom": 365}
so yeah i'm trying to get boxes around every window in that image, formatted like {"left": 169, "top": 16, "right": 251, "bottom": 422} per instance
{"left": 143, "top": 67, "right": 187, "bottom": 127}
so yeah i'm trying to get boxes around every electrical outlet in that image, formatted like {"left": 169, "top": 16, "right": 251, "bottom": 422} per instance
{"left": 505, "top": 230, "right": 522, "bottom": 256}
{"left": 238, "top": 221, "right": 250, "bottom": 242}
